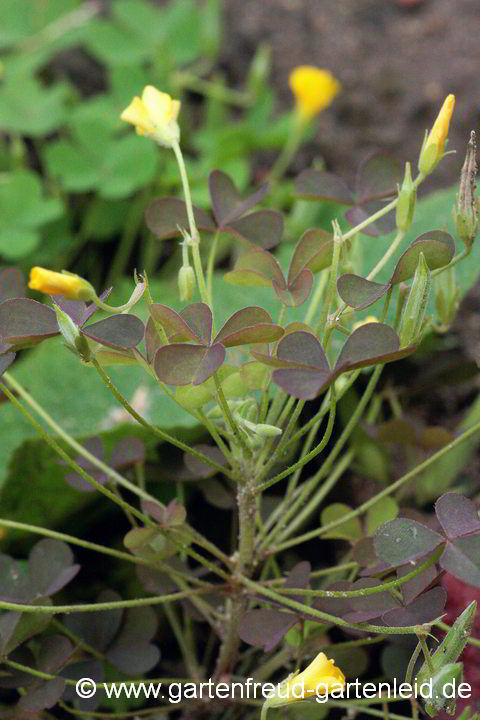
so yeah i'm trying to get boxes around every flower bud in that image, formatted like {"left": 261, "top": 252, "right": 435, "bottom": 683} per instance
{"left": 398, "top": 252, "right": 431, "bottom": 346}
{"left": 396, "top": 162, "right": 417, "bottom": 231}
{"left": 425, "top": 662, "right": 463, "bottom": 717}
{"left": 418, "top": 94, "right": 455, "bottom": 176}
{"left": 178, "top": 265, "right": 196, "bottom": 302}
{"left": 54, "top": 304, "right": 90, "bottom": 361}
{"left": 29, "top": 267, "right": 96, "bottom": 301}
{"left": 453, "top": 131, "right": 477, "bottom": 250}
{"left": 435, "top": 266, "right": 459, "bottom": 328}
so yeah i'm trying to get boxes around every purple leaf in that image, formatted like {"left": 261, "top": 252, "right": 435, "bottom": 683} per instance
{"left": 180, "top": 303, "right": 213, "bottom": 345}
{"left": 238, "top": 608, "right": 298, "bottom": 651}
{"left": 337, "top": 274, "right": 390, "bottom": 310}
{"left": 209, "top": 170, "right": 268, "bottom": 225}
{"left": 0, "top": 268, "right": 26, "bottom": 301}
{"left": 0, "top": 299, "right": 58, "bottom": 346}
{"left": 110, "top": 437, "right": 145, "bottom": 469}
{"left": 28, "top": 540, "right": 80, "bottom": 598}
{"left": 355, "top": 152, "right": 402, "bottom": 204}
{"left": 214, "top": 307, "right": 283, "bottom": 347}
{"left": 145, "top": 197, "right": 216, "bottom": 239}
{"left": 224, "top": 249, "right": 285, "bottom": 289}
{"left": 374, "top": 519, "right": 444, "bottom": 565}
{"left": 81, "top": 288, "right": 112, "bottom": 325}
{"left": 150, "top": 304, "right": 204, "bottom": 344}
{"left": 383, "top": 587, "right": 446, "bottom": 627}
{"left": 289, "top": 229, "right": 334, "bottom": 280}
{"left": 51, "top": 296, "right": 86, "bottom": 325}
{"left": 435, "top": 493, "right": 480, "bottom": 539}
{"left": 38, "top": 635, "right": 74, "bottom": 673}
{"left": 391, "top": 231, "right": 455, "bottom": 285}
{"left": 274, "top": 268, "right": 313, "bottom": 307}
{"left": 64, "top": 590, "right": 122, "bottom": 652}
{"left": 154, "top": 343, "right": 225, "bottom": 385}
{"left": 439, "top": 535, "right": 480, "bottom": 587}
{"left": 343, "top": 578, "right": 402, "bottom": 623}
{"left": 184, "top": 445, "right": 226, "bottom": 478}
{"left": 225, "top": 209, "right": 283, "bottom": 249}
{"left": 335, "top": 323, "right": 414, "bottom": 373}
{"left": 295, "top": 170, "right": 353, "bottom": 204}
{"left": 82, "top": 314, "right": 144, "bottom": 350}
{"left": 397, "top": 560, "right": 440, "bottom": 605}
{"left": 145, "top": 316, "right": 165, "bottom": 363}
{"left": 18, "top": 677, "right": 66, "bottom": 711}
{"left": 0, "top": 351, "right": 15, "bottom": 376}
{"left": 271, "top": 331, "right": 332, "bottom": 399}
{"left": 277, "top": 331, "right": 330, "bottom": 369}
{"left": 345, "top": 205, "right": 383, "bottom": 237}
{"left": 65, "top": 436, "right": 107, "bottom": 492}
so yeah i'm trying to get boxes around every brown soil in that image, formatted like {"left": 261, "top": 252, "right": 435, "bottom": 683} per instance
{"left": 222, "top": 0, "right": 480, "bottom": 190}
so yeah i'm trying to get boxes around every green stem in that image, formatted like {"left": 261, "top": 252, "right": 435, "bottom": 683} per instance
{"left": 3, "top": 372, "right": 159, "bottom": 503}
{"left": 318, "top": 222, "right": 342, "bottom": 342}
{"left": 255, "top": 385, "right": 337, "bottom": 492}
{"left": 273, "top": 548, "right": 441, "bottom": 598}
{"left": 304, "top": 270, "right": 329, "bottom": 325}
{"left": 0, "top": 381, "right": 152, "bottom": 526}
{"left": 239, "top": 576, "right": 440, "bottom": 635}
{"left": 405, "top": 641, "right": 423, "bottom": 686}
{"left": 213, "top": 372, "right": 251, "bottom": 458}
{"left": 368, "top": 230, "right": 406, "bottom": 281}
{"left": 418, "top": 634, "right": 434, "bottom": 674}
{"left": 273, "top": 410, "right": 480, "bottom": 552}
{"left": 90, "top": 359, "right": 233, "bottom": 478}
{"left": 171, "top": 140, "right": 208, "bottom": 304}
{"left": 272, "top": 448, "right": 354, "bottom": 546}
{"left": 0, "top": 587, "right": 213, "bottom": 614}
{"left": 268, "top": 115, "right": 306, "bottom": 183}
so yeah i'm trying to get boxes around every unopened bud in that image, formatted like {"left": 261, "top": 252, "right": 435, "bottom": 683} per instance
{"left": 54, "top": 304, "right": 91, "bottom": 361}
{"left": 425, "top": 662, "right": 463, "bottom": 717}
{"left": 396, "top": 162, "right": 417, "bottom": 231}
{"left": 178, "top": 265, "right": 196, "bottom": 302}
{"left": 399, "top": 252, "right": 431, "bottom": 346}
{"left": 418, "top": 94, "right": 455, "bottom": 176}
{"left": 435, "top": 266, "right": 459, "bottom": 327}
{"left": 453, "top": 131, "right": 477, "bottom": 250}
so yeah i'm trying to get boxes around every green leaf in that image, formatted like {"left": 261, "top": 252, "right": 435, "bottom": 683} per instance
{"left": 320, "top": 503, "right": 363, "bottom": 541}
{"left": 0, "top": 75, "right": 69, "bottom": 136}
{"left": 0, "top": 170, "right": 63, "bottom": 259}
{"left": 0, "top": 334, "right": 203, "bottom": 492}
{"left": 366, "top": 497, "right": 399, "bottom": 535}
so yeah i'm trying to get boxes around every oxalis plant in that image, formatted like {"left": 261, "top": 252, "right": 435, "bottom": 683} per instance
{"left": 0, "top": 74, "right": 479, "bottom": 720}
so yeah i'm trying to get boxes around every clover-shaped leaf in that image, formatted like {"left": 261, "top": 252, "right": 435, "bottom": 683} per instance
{"left": 63, "top": 436, "right": 145, "bottom": 492}
{"left": 238, "top": 562, "right": 311, "bottom": 651}
{"left": 146, "top": 170, "right": 283, "bottom": 250}
{"left": 374, "top": 493, "right": 480, "bottom": 586}
{"left": 153, "top": 303, "right": 282, "bottom": 385}
{"left": 45, "top": 119, "right": 157, "bottom": 199}
{"left": 0, "top": 539, "right": 79, "bottom": 603}
{"left": 64, "top": 589, "right": 160, "bottom": 675}
{"left": 338, "top": 231, "right": 455, "bottom": 310}
{"left": 255, "top": 324, "right": 414, "bottom": 399}
{"left": 296, "top": 153, "right": 402, "bottom": 237}
{"left": 15, "top": 636, "right": 73, "bottom": 713}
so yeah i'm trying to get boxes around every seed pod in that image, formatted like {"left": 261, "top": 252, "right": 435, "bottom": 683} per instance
{"left": 396, "top": 162, "right": 417, "bottom": 231}
{"left": 453, "top": 131, "right": 477, "bottom": 250}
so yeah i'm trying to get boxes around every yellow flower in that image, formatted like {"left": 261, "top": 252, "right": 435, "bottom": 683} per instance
{"left": 289, "top": 66, "right": 341, "bottom": 121}
{"left": 282, "top": 651, "right": 345, "bottom": 702}
{"left": 28, "top": 267, "right": 95, "bottom": 301}
{"left": 418, "top": 94, "right": 455, "bottom": 175}
{"left": 120, "top": 85, "right": 181, "bottom": 147}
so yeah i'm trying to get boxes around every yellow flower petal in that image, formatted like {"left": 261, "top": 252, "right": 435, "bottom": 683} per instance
{"left": 28, "top": 267, "right": 95, "bottom": 301}
{"left": 418, "top": 94, "right": 455, "bottom": 175}
{"left": 289, "top": 66, "right": 341, "bottom": 121}
{"left": 428, "top": 93, "right": 455, "bottom": 154}
{"left": 120, "top": 85, "right": 181, "bottom": 147}
{"left": 284, "top": 651, "right": 345, "bottom": 702}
